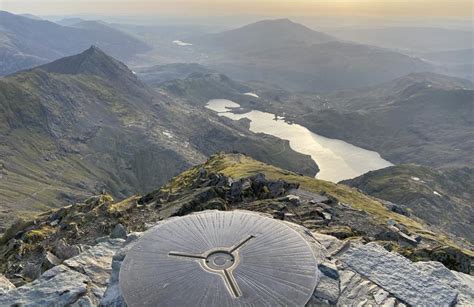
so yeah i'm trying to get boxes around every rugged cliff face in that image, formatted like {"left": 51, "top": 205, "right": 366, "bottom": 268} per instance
{"left": 0, "top": 153, "right": 472, "bottom": 304}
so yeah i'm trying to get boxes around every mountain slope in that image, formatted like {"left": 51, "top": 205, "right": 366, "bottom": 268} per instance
{"left": 329, "top": 27, "right": 473, "bottom": 52}
{"left": 191, "top": 19, "right": 433, "bottom": 91}
{"left": 0, "top": 11, "right": 151, "bottom": 75}
{"left": 342, "top": 165, "right": 474, "bottom": 243}
{"left": 0, "top": 47, "right": 317, "bottom": 231}
{"left": 303, "top": 73, "right": 474, "bottom": 167}
{"left": 198, "top": 18, "right": 335, "bottom": 52}
{"left": 240, "top": 72, "right": 473, "bottom": 169}
{"left": 136, "top": 63, "right": 214, "bottom": 86}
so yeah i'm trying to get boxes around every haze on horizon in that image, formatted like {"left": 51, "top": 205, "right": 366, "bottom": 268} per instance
{"left": 1, "top": 0, "right": 472, "bottom": 18}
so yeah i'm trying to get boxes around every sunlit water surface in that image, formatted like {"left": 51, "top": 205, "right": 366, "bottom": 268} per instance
{"left": 206, "top": 99, "right": 393, "bottom": 182}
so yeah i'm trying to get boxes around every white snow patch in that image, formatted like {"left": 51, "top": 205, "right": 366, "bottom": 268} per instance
{"left": 243, "top": 92, "right": 259, "bottom": 98}
{"left": 173, "top": 40, "right": 193, "bottom": 46}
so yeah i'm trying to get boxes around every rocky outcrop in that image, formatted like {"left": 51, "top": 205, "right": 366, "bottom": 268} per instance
{"left": 0, "top": 265, "right": 89, "bottom": 306}
{"left": 0, "top": 154, "right": 472, "bottom": 305}
{"left": 0, "top": 210, "right": 472, "bottom": 306}
{"left": 0, "top": 238, "right": 124, "bottom": 305}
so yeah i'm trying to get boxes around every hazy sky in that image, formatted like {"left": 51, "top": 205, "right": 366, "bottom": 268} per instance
{"left": 2, "top": 0, "right": 473, "bottom": 17}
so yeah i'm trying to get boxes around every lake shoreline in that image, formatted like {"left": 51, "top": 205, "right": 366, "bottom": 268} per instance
{"left": 206, "top": 98, "right": 393, "bottom": 182}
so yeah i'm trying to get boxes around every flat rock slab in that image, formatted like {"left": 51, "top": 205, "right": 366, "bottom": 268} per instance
{"left": 64, "top": 238, "right": 124, "bottom": 289}
{"left": 0, "top": 265, "right": 89, "bottom": 306}
{"left": 120, "top": 210, "right": 320, "bottom": 306}
{"left": 338, "top": 242, "right": 458, "bottom": 306}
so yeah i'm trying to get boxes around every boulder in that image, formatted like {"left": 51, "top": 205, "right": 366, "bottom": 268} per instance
{"left": 54, "top": 239, "right": 83, "bottom": 260}
{"left": 43, "top": 251, "right": 61, "bottom": 269}
{"left": 110, "top": 223, "right": 127, "bottom": 239}
{"left": 22, "top": 262, "right": 41, "bottom": 280}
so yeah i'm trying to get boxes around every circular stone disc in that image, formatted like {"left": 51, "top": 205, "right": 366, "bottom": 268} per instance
{"left": 120, "top": 211, "right": 320, "bottom": 306}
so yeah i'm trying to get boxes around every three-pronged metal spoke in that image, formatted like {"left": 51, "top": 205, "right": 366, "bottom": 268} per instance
{"left": 167, "top": 252, "right": 206, "bottom": 259}
{"left": 168, "top": 235, "right": 255, "bottom": 298}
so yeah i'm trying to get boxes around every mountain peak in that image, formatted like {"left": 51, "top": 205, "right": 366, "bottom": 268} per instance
{"left": 242, "top": 18, "right": 316, "bottom": 33}
{"left": 36, "top": 46, "right": 140, "bottom": 85}
{"left": 205, "top": 18, "right": 335, "bottom": 52}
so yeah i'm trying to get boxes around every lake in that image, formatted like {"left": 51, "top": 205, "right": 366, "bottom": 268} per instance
{"left": 206, "top": 99, "right": 393, "bottom": 182}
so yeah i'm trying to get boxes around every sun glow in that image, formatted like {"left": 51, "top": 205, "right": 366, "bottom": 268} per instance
{"left": 2, "top": 0, "right": 472, "bottom": 17}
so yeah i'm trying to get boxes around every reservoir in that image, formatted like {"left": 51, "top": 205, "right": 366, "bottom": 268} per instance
{"left": 206, "top": 99, "right": 393, "bottom": 182}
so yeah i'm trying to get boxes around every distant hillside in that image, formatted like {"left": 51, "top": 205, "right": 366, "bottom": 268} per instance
{"left": 136, "top": 63, "right": 214, "bottom": 86}
{"left": 342, "top": 165, "right": 474, "bottom": 244}
{"left": 192, "top": 19, "right": 433, "bottom": 91}
{"left": 420, "top": 49, "right": 474, "bottom": 81}
{"left": 0, "top": 47, "right": 316, "bottom": 231}
{"left": 235, "top": 72, "right": 473, "bottom": 169}
{"left": 0, "top": 11, "right": 151, "bottom": 75}
{"left": 329, "top": 27, "right": 473, "bottom": 52}
{"left": 198, "top": 18, "right": 336, "bottom": 52}
{"left": 308, "top": 73, "right": 474, "bottom": 168}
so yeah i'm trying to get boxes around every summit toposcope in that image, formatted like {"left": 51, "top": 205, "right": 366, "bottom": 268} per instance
{"left": 119, "top": 211, "right": 320, "bottom": 306}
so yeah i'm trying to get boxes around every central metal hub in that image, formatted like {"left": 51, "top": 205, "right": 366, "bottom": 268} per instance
{"left": 205, "top": 251, "right": 235, "bottom": 270}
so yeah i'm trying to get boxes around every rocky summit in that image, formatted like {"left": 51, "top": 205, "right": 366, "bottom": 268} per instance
{"left": 0, "top": 153, "right": 472, "bottom": 306}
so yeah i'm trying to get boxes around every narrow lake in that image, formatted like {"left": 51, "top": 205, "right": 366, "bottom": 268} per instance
{"left": 206, "top": 99, "right": 393, "bottom": 182}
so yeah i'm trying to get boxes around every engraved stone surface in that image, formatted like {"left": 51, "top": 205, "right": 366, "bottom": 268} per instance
{"left": 120, "top": 211, "right": 320, "bottom": 306}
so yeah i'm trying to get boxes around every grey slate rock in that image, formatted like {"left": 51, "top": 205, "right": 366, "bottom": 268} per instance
{"left": 312, "top": 272, "right": 340, "bottom": 304}
{"left": 63, "top": 238, "right": 125, "bottom": 303}
{"left": 110, "top": 223, "right": 127, "bottom": 239}
{"left": 0, "top": 274, "right": 15, "bottom": 295}
{"left": 55, "top": 239, "right": 83, "bottom": 260}
{"left": 44, "top": 251, "right": 62, "bottom": 269}
{"left": 338, "top": 242, "right": 459, "bottom": 306}
{"left": 0, "top": 265, "right": 89, "bottom": 306}
{"left": 318, "top": 261, "right": 339, "bottom": 280}
{"left": 22, "top": 262, "right": 41, "bottom": 280}
{"left": 414, "top": 261, "right": 474, "bottom": 306}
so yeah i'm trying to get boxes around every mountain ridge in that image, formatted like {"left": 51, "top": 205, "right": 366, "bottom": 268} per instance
{"left": 0, "top": 11, "right": 151, "bottom": 75}
{"left": 0, "top": 48, "right": 317, "bottom": 231}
